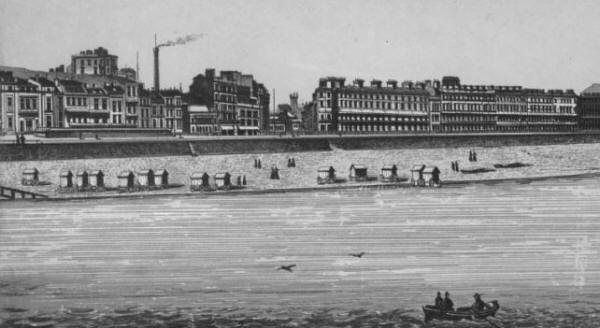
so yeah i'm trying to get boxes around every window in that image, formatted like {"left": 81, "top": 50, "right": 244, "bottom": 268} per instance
{"left": 46, "top": 97, "right": 52, "bottom": 111}
{"left": 94, "top": 98, "right": 99, "bottom": 109}
{"left": 102, "top": 99, "right": 107, "bottom": 110}
{"left": 7, "top": 97, "right": 13, "bottom": 109}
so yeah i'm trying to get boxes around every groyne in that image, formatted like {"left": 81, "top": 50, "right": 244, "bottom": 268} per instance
{"left": 2, "top": 132, "right": 600, "bottom": 162}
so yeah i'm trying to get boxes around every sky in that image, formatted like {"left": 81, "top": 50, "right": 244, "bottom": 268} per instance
{"left": 2, "top": 0, "right": 600, "bottom": 104}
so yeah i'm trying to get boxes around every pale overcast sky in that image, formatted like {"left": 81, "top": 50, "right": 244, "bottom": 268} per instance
{"left": 1, "top": 0, "right": 600, "bottom": 103}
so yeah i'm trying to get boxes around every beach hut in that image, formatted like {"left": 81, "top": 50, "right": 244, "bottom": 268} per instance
{"left": 190, "top": 172, "right": 205, "bottom": 191}
{"left": 155, "top": 169, "right": 169, "bottom": 187}
{"left": 317, "top": 166, "right": 336, "bottom": 184}
{"left": 215, "top": 172, "right": 232, "bottom": 189}
{"left": 59, "top": 170, "right": 73, "bottom": 188}
{"left": 22, "top": 168, "right": 39, "bottom": 185}
{"left": 137, "top": 169, "right": 155, "bottom": 187}
{"left": 117, "top": 171, "right": 135, "bottom": 189}
{"left": 410, "top": 165, "right": 426, "bottom": 186}
{"left": 380, "top": 165, "right": 398, "bottom": 182}
{"left": 349, "top": 164, "right": 368, "bottom": 181}
{"left": 422, "top": 166, "right": 441, "bottom": 187}
{"left": 88, "top": 170, "right": 105, "bottom": 188}
{"left": 76, "top": 171, "right": 89, "bottom": 189}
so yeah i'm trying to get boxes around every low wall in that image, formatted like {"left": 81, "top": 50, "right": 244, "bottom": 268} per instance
{"left": 1, "top": 132, "right": 600, "bottom": 162}
{"left": 44, "top": 128, "right": 173, "bottom": 138}
{"left": 327, "top": 132, "right": 600, "bottom": 150}
{"left": 0, "top": 138, "right": 332, "bottom": 161}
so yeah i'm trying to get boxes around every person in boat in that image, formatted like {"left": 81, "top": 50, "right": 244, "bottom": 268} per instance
{"left": 434, "top": 291, "right": 443, "bottom": 309}
{"left": 442, "top": 291, "right": 454, "bottom": 312}
{"left": 472, "top": 293, "right": 492, "bottom": 312}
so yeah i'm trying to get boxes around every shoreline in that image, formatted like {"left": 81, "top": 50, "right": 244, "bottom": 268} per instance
{"left": 9, "top": 171, "right": 600, "bottom": 202}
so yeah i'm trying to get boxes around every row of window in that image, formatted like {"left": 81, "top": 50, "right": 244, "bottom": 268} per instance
{"left": 442, "top": 103, "right": 493, "bottom": 112}
{"left": 338, "top": 93, "right": 426, "bottom": 102}
{"left": 442, "top": 95, "right": 494, "bottom": 102}
{"left": 19, "top": 97, "right": 38, "bottom": 110}
{"left": 339, "top": 124, "right": 427, "bottom": 132}
{"left": 441, "top": 115, "right": 496, "bottom": 123}
{"left": 339, "top": 100, "right": 426, "bottom": 111}
{"left": 339, "top": 115, "right": 427, "bottom": 123}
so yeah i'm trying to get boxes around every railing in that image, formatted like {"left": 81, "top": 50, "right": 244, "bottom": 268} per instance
{"left": 0, "top": 185, "right": 48, "bottom": 200}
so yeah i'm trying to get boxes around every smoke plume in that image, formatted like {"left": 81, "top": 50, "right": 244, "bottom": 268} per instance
{"left": 158, "top": 33, "right": 204, "bottom": 48}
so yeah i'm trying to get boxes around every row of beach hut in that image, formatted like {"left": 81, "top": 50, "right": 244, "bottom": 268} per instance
{"left": 317, "top": 164, "right": 441, "bottom": 187}
{"left": 190, "top": 172, "right": 246, "bottom": 191}
{"left": 58, "top": 169, "right": 169, "bottom": 189}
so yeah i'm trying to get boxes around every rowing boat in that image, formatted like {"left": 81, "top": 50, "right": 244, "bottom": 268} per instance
{"left": 423, "top": 300, "right": 499, "bottom": 322}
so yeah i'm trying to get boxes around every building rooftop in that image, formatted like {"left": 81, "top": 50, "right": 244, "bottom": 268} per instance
{"left": 581, "top": 83, "right": 600, "bottom": 96}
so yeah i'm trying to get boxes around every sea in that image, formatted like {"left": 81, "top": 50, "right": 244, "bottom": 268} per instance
{"left": 1, "top": 176, "right": 599, "bottom": 327}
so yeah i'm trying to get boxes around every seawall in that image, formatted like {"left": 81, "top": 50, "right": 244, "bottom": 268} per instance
{"left": 0, "top": 138, "right": 332, "bottom": 161}
{"left": 2, "top": 132, "right": 600, "bottom": 162}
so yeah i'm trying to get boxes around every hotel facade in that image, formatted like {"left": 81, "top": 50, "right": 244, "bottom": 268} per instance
{"left": 308, "top": 76, "right": 578, "bottom": 134}
{"left": 312, "top": 77, "right": 431, "bottom": 133}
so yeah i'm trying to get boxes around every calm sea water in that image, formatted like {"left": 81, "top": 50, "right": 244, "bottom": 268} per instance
{"left": 1, "top": 177, "right": 599, "bottom": 327}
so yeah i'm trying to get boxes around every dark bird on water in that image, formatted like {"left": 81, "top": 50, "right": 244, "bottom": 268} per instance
{"left": 277, "top": 264, "right": 296, "bottom": 272}
{"left": 349, "top": 252, "right": 366, "bottom": 258}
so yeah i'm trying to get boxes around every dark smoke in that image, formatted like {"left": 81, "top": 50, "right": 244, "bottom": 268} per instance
{"left": 158, "top": 33, "right": 204, "bottom": 48}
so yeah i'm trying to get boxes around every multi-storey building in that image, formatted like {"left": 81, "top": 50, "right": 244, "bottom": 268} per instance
{"left": 301, "top": 102, "right": 318, "bottom": 133}
{"left": 435, "top": 77, "right": 577, "bottom": 133}
{"left": 160, "top": 89, "right": 183, "bottom": 133}
{"left": 312, "top": 77, "right": 430, "bottom": 133}
{"left": 183, "top": 104, "right": 218, "bottom": 134}
{"left": 30, "top": 77, "right": 59, "bottom": 130}
{"left": 138, "top": 88, "right": 152, "bottom": 128}
{"left": 104, "top": 84, "right": 125, "bottom": 125}
{"left": 71, "top": 47, "right": 118, "bottom": 76}
{"left": 0, "top": 71, "right": 42, "bottom": 134}
{"left": 523, "top": 89, "right": 577, "bottom": 132}
{"left": 578, "top": 84, "right": 600, "bottom": 130}
{"left": 188, "top": 69, "right": 270, "bottom": 135}
{"left": 437, "top": 76, "right": 497, "bottom": 133}
{"left": 494, "top": 86, "right": 527, "bottom": 132}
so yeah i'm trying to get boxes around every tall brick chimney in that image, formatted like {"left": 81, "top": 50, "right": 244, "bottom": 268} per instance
{"left": 153, "top": 46, "right": 160, "bottom": 91}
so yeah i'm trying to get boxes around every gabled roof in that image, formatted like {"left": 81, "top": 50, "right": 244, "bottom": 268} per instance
{"left": 58, "top": 79, "right": 87, "bottom": 94}
{"left": 423, "top": 166, "right": 440, "bottom": 173}
{"left": 411, "top": 164, "right": 426, "bottom": 171}
{"left": 87, "top": 87, "right": 107, "bottom": 95}
{"left": 31, "top": 77, "right": 55, "bottom": 88}
{"left": 104, "top": 85, "right": 125, "bottom": 95}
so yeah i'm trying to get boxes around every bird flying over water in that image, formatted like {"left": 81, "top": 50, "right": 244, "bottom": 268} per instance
{"left": 277, "top": 264, "right": 296, "bottom": 272}
{"left": 349, "top": 252, "right": 366, "bottom": 258}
